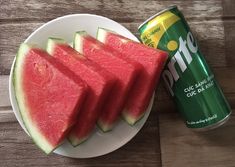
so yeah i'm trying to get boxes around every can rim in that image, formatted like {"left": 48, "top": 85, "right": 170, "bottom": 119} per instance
{"left": 138, "top": 5, "right": 178, "bottom": 31}
{"left": 192, "top": 111, "right": 232, "bottom": 131}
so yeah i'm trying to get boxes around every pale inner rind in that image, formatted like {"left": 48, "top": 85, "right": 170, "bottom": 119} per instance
{"left": 74, "top": 31, "right": 88, "bottom": 54}
{"left": 96, "top": 28, "right": 108, "bottom": 43}
{"left": 47, "top": 38, "right": 65, "bottom": 55}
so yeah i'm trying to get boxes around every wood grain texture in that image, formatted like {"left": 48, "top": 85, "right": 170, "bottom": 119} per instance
{"left": 0, "top": 22, "right": 43, "bottom": 75}
{"left": 1, "top": 0, "right": 235, "bottom": 166}
{"left": 0, "top": 20, "right": 228, "bottom": 75}
{"left": 0, "top": 75, "right": 11, "bottom": 107}
{"left": 222, "top": 0, "right": 235, "bottom": 17}
{"left": 224, "top": 21, "right": 235, "bottom": 66}
{"left": 0, "top": 0, "right": 222, "bottom": 22}
{"left": 0, "top": 109, "right": 160, "bottom": 167}
{"left": 222, "top": 0, "right": 235, "bottom": 67}
{"left": 159, "top": 111, "right": 235, "bottom": 167}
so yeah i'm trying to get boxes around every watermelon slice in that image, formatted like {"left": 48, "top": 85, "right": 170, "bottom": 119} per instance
{"left": 46, "top": 38, "right": 116, "bottom": 145}
{"left": 13, "top": 44, "right": 87, "bottom": 154}
{"left": 97, "top": 28, "right": 168, "bottom": 125}
{"left": 74, "top": 31, "right": 142, "bottom": 131}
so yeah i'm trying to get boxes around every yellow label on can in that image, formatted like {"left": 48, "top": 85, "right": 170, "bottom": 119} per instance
{"left": 140, "top": 11, "right": 180, "bottom": 48}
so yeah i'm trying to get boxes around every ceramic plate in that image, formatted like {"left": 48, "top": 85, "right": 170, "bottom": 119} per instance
{"left": 9, "top": 14, "right": 153, "bottom": 158}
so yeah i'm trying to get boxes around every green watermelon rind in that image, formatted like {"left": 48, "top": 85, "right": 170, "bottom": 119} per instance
{"left": 97, "top": 120, "right": 114, "bottom": 133}
{"left": 96, "top": 27, "right": 109, "bottom": 43}
{"left": 73, "top": 31, "right": 88, "bottom": 55}
{"left": 68, "top": 133, "right": 89, "bottom": 147}
{"left": 13, "top": 44, "right": 55, "bottom": 154}
{"left": 97, "top": 27, "right": 130, "bottom": 44}
{"left": 122, "top": 110, "right": 146, "bottom": 126}
{"left": 46, "top": 37, "right": 66, "bottom": 55}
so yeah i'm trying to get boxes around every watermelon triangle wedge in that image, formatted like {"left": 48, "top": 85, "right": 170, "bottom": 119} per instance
{"left": 73, "top": 31, "right": 142, "bottom": 131}
{"left": 97, "top": 28, "right": 168, "bottom": 125}
{"left": 13, "top": 44, "right": 88, "bottom": 153}
{"left": 46, "top": 38, "right": 116, "bottom": 145}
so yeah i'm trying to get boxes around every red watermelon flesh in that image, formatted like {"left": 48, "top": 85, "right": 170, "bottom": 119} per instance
{"left": 97, "top": 28, "right": 168, "bottom": 125}
{"left": 14, "top": 44, "right": 87, "bottom": 154}
{"left": 74, "top": 31, "right": 142, "bottom": 131}
{"left": 47, "top": 38, "right": 116, "bottom": 145}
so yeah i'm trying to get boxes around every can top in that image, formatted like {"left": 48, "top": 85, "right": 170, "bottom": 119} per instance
{"left": 138, "top": 5, "right": 178, "bottom": 31}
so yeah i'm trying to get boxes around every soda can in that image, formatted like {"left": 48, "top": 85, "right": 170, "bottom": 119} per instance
{"left": 138, "top": 6, "right": 232, "bottom": 130}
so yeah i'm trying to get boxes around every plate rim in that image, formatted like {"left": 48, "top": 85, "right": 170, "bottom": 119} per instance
{"left": 8, "top": 13, "right": 153, "bottom": 158}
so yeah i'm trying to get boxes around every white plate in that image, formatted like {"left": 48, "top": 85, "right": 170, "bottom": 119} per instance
{"left": 9, "top": 14, "right": 153, "bottom": 158}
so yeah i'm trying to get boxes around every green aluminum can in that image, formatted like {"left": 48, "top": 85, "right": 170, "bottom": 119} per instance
{"left": 138, "top": 6, "right": 231, "bottom": 130}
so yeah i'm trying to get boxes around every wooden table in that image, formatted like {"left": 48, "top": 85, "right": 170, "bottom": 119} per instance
{"left": 1, "top": 0, "right": 235, "bottom": 166}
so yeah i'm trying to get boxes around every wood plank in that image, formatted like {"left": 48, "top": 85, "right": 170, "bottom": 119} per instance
{"left": 222, "top": 0, "right": 235, "bottom": 17}
{"left": 191, "top": 20, "right": 226, "bottom": 67}
{"left": 0, "top": 109, "right": 161, "bottom": 167}
{"left": 0, "top": 22, "right": 43, "bottom": 75}
{"left": 0, "top": 20, "right": 227, "bottom": 75}
{"left": 0, "top": 109, "right": 15, "bottom": 123}
{"left": 159, "top": 111, "right": 235, "bottom": 167}
{"left": 0, "top": 0, "right": 222, "bottom": 22}
{"left": 0, "top": 75, "right": 11, "bottom": 107}
{"left": 223, "top": 21, "right": 235, "bottom": 66}
{"left": 223, "top": 0, "right": 235, "bottom": 66}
